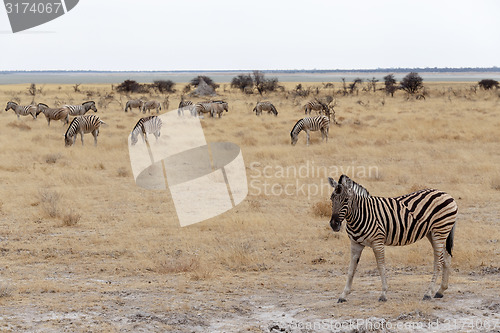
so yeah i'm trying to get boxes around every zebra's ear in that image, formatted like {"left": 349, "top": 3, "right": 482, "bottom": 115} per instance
{"left": 328, "top": 177, "right": 337, "bottom": 188}
{"left": 340, "top": 174, "right": 353, "bottom": 188}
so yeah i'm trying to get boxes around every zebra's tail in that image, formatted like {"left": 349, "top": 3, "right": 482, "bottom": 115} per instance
{"left": 446, "top": 224, "right": 455, "bottom": 257}
{"left": 100, "top": 120, "right": 108, "bottom": 127}
{"left": 271, "top": 105, "right": 278, "bottom": 116}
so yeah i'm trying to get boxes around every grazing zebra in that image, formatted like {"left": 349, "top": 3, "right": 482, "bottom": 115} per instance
{"left": 124, "top": 99, "right": 144, "bottom": 112}
{"left": 304, "top": 100, "right": 329, "bottom": 116}
{"left": 142, "top": 100, "right": 162, "bottom": 114}
{"left": 5, "top": 101, "right": 38, "bottom": 119}
{"left": 178, "top": 100, "right": 194, "bottom": 116}
{"left": 328, "top": 175, "right": 457, "bottom": 302}
{"left": 62, "top": 101, "right": 97, "bottom": 116}
{"left": 253, "top": 101, "right": 278, "bottom": 116}
{"left": 37, "top": 103, "right": 70, "bottom": 126}
{"left": 290, "top": 115, "right": 329, "bottom": 145}
{"left": 193, "top": 101, "right": 213, "bottom": 118}
{"left": 130, "top": 116, "right": 163, "bottom": 146}
{"left": 64, "top": 114, "right": 105, "bottom": 146}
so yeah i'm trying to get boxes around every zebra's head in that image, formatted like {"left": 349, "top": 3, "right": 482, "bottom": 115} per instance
{"left": 328, "top": 175, "right": 354, "bottom": 232}
{"left": 84, "top": 101, "right": 97, "bottom": 112}
{"left": 5, "top": 101, "right": 16, "bottom": 111}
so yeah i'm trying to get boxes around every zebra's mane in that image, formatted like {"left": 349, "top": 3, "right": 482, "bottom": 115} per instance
{"left": 82, "top": 101, "right": 95, "bottom": 105}
{"left": 8, "top": 101, "right": 18, "bottom": 105}
{"left": 290, "top": 118, "right": 303, "bottom": 136}
{"left": 38, "top": 103, "right": 49, "bottom": 108}
{"left": 340, "top": 175, "right": 370, "bottom": 197}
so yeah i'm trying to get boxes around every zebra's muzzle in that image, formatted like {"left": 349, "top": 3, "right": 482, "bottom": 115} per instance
{"left": 330, "top": 214, "right": 342, "bottom": 232}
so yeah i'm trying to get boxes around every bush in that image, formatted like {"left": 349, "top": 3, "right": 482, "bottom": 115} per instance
{"left": 231, "top": 74, "right": 254, "bottom": 92}
{"left": 153, "top": 80, "right": 176, "bottom": 93}
{"left": 116, "top": 80, "right": 142, "bottom": 93}
{"left": 400, "top": 72, "right": 423, "bottom": 95}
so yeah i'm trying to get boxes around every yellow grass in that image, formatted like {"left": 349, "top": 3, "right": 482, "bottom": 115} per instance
{"left": 0, "top": 81, "right": 499, "bottom": 330}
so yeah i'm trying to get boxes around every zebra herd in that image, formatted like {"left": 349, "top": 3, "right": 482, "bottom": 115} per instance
{"left": 5, "top": 100, "right": 104, "bottom": 146}
{"left": 124, "top": 99, "right": 162, "bottom": 114}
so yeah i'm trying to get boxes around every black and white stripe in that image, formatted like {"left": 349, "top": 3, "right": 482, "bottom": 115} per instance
{"left": 5, "top": 101, "right": 38, "bottom": 119}
{"left": 130, "top": 116, "right": 163, "bottom": 146}
{"left": 304, "top": 100, "right": 328, "bottom": 116}
{"left": 142, "top": 100, "right": 162, "bottom": 114}
{"left": 37, "top": 103, "right": 69, "bottom": 126}
{"left": 62, "top": 101, "right": 97, "bottom": 116}
{"left": 253, "top": 101, "right": 278, "bottom": 116}
{"left": 178, "top": 100, "right": 194, "bottom": 116}
{"left": 290, "top": 115, "right": 329, "bottom": 145}
{"left": 328, "top": 175, "right": 458, "bottom": 302}
{"left": 210, "top": 101, "right": 228, "bottom": 118}
{"left": 64, "top": 114, "right": 105, "bottom": 146}
{"left": 125, "top": 99, "right": 144, "bottom": 112}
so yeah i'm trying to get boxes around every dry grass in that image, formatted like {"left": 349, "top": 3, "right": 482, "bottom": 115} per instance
{"left": 0, "top": 81, "right": 499, "bottom": 330}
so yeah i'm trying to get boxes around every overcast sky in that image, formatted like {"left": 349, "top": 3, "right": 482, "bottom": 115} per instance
{"left": 1, "top": 0, "right": 499, "bottom": 71}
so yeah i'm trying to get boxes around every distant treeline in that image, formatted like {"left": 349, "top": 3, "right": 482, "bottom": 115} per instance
{"left": 1, "top": 67, "right": 499, "bottom": 75}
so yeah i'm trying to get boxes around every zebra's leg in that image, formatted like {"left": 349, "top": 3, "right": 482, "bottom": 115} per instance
{"left": 47, "top": 118, "right": 51, "bottom": 126}
{"left": 372, "top": 242, "right": 388, "bottom": 302}
{"left": 306, "top": 130, "right": 310, "bottom": 146}
{"left": 338, "top": 241, "right": 364, "bottom": 303}
{"left": 92, "top": 129, "right": 99, "bottom": 146}
{"left": 424, "top": 233, "right": 444, "bottom": 300}
{"left": 435, "top": 249, "right": 451, "bottom": 298}
{"left": 80, "top": 132, "right": 84, "bottom": 146}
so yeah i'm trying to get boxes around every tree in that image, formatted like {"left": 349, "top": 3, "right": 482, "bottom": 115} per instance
{"left": 153, "top": 80, "right": 176, "bottom": 93}
{"left": 368, "top": 77, "right": 379, "bottom": 93}
{"left": 253, "top": 70, "right": 279, "bottom": 95}
{"left": 116, "top": 80, "right": 142, "bottom": 93}
{"left": 478, "top": 79, "right": 499, "bottom": 90}
{"left": 231, "top": 74, "right": 254, "bottom": 92}
{"left": 400, "top": 72, "right": 423, "bottom": 95}
{"left": 383, "top": 74, "right": 397, "bottom": 97}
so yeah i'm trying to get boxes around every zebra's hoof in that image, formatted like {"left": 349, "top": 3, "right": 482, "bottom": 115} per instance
{"left": 337, "top": 298, "right": 347, "bottom": 303}
{"left": 378, "top": 295, "right": 387, "bottom": 302}
{"left": 423, "top": 295, "right": 432, "bottom": 301}
{"left": 434, "top": 292, "right": 444, "bottom": 298}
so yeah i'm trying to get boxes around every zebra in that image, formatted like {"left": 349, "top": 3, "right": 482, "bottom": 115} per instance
{"left": 290, "top": 115, "right": 329, "bottom": 146}
{"left": 124, "top": 99, "right": 144, "bottom": 112}
{"left": 37, "top": 103, "right": 70, "bottom": 126}
{"left": 193, "top": 101, "right": 214, "bottom": 118}
{"left": 327, "top": 175, "right": 457, "bottom": 303}
{"left": 64, "top": 114, "right": 105, "bottom": 146}
{"left": 142, "top": 100, "right": 162, "bottom": 114}
{"left": 210, "top": 101, "right": 228, "bottom": 118}
{"left": 253, "top": 101, "right": 278, "bottom": 116}
{"left": 62, "top": 101, "right": 97, "bottom": 116}
{"left": 5, "top": 101, "right": 38, "bottom": 119}
{"left": 304, "top": 100, "right": 329, "bottom": 116}
{"left": 178, "top": 100, "right": 194, "bottom": 116}
{"left": 130, "top": 116, "right": 163, "bottom": 146}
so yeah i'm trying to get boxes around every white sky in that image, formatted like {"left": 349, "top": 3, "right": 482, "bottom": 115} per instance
{"left": 1, "top": 0, "right": 499, "bottom": 71}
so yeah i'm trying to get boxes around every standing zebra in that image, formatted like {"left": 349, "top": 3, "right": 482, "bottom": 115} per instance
{"left": 328, "top": 175, "right": 457, "bottom": 302}
{"left": 130, "top": 115, "right": 163, "bottom": 146}
{"left": 193, "top": 101, "right": 213, "bottom": 118}
{"left": 178, "top": 100, "right": 194, "bottom": 116}
{"left": 5, "top": 101, "right": 38, "bottom": 119}
{"left": 124, "top": 99, "right": 144, "bottom": 112}
{"left": 142, "top": 100, "right": 162, "bottom": 114}
{"left": 37, "top": 103, "right": 70, "bottom": 126}
{"left": 64, "top": 114, "right": 105, "bottom": 146}
{"left": 304, "top": 100, "right": 329, "bottom": 117}
{"left": 290, "top": 115, "right": 329, "bottom": 145}
{"left": 62, "top": 101, "right": 97, "bottom": 116}
{"left": 253, "top": 101, "right": 278, "bottom": 116}
{"left": 211, "top": 101, "right": 228, "bottom": 118}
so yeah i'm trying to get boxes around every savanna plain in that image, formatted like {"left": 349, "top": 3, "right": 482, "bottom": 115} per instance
{"left": 0, "top": 81, "right": 499, "bottom": 332}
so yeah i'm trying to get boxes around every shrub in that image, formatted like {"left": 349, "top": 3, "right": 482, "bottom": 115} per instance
{"left": 400, "top": 72, "right": 423, "bottom": 95}
{"left": 152, "top": 80, "right": 176, "bottom": 93}
{"left": 478, "top": 79, "right": 499, "bottom": 90}
{"left": 231, "top": 74, "right": 254, "bottom": 92}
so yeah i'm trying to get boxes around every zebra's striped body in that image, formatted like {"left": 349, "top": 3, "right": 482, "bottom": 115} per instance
{"left": 142, "top": 100, "right": 161, "bottom": 114}
{"left": 64, "top": 114, "right": 105, "bottom": 146}
{"left": 5, "top": 101, "right": 38, "bottom": 119}
{"left": 290, "top": 115, "right": 329, "bottom": 145}
{"left": 253, "top": 101, "right": 278, "bottom": 116}
{"left": 125, "top": 99, "right": 144, "bottom": 112}
{"left": 211, "top": 101, "right": 228, "bottom": 118}
{"left": 62, "top": 101, "right": 97, "bottom": 116}
{"left": 37, "top": 103, "right": 69, "bottom": 126}
{"left": 304, "top": 100, "right": 328, "bottom": 116}
{"left": 194, "top": 101, "right": 212, "bottom": 118}
{"left": 130, "top": 116, "right": 163, "bottom": 146}
{"left": 178, "top": 100, "right": 194, "bottom": 116}
{"left": 328, "top": 175, "right": 457, "bottom": 302}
